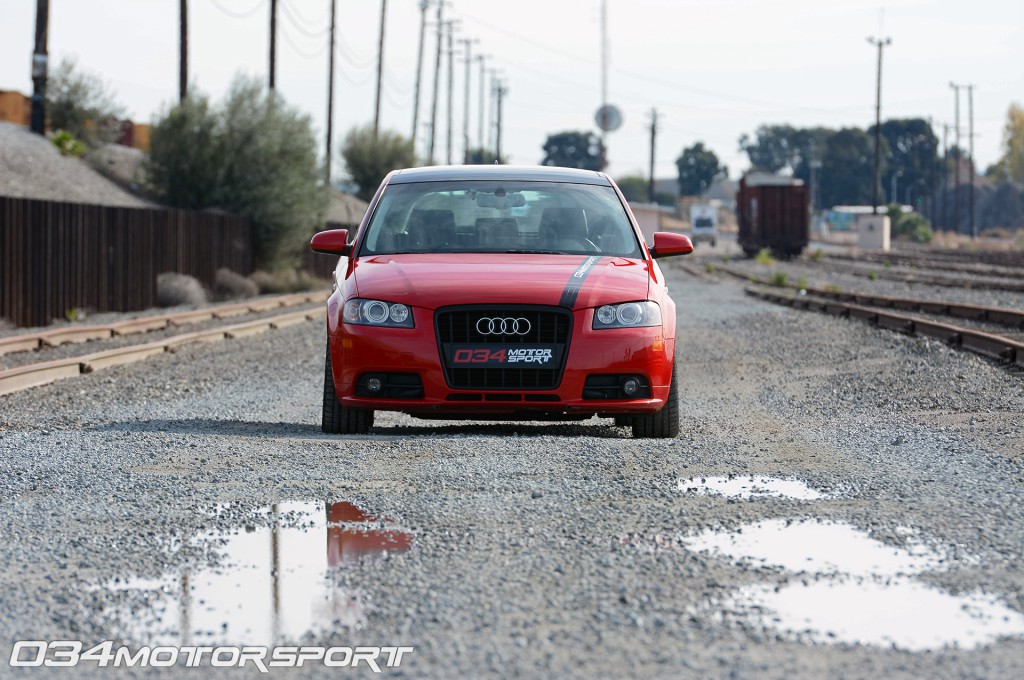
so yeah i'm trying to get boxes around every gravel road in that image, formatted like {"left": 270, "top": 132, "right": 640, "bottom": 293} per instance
{"left": 1, "top": 259, "right": 1022, "bottom": 678}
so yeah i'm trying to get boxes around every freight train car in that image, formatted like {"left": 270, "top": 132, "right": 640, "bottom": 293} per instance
{"left": 736, "top": 175, "right": 809, "bottom": 258}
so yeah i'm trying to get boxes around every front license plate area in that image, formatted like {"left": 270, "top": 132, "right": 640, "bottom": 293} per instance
{"left": 446, "top": 344, "right": 561, "bottom": 368}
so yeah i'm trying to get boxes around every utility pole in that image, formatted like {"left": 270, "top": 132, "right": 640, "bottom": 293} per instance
{"left": 599, "top": 0, "right": 608, "bottom": 157}
{"left": 647, "top": 109, "right": 658, "bottom": 203}
{"left": 30, "top": 0, "right": 49, "bottom": 135}
{"left": 445, "top": 20, "right": 457, "bottom": 165}
{"left": 950, "top": 82, "right": 962, "bottom": 234}
{"left": 867, "top": 35, "right": 891, "bottom": 214}
{"left": 941, "top": 123, "right": 949, "bottom": 231}
{"left": 495, "top": 80, "right": 508, "bottom": 163}
{"left": 428, "top": 0, "right": 443, "bottom": 164}
{"left": 476, "top": 54, "right": 489, "bottom": 157}
{"left": 179, "top": 0, "right": 188, "bottom": 102}
{"left": 325, "top": 0, "right": 336, "bottom": 184}
{"left": 269, "top": 0, "right": 277, "bottom": 90}
{"left": 967, "top": 84, "right": 976, "bottom": 239}
{"left": 486, "top": 69, "right": 499, "bottom": 156}
{"left": 458, "top": 37, "right": 477, "bottom": 164}
{"left": 373, "top": 0, "right": 388, "bottom": 137}
{"left": 411, "top": 0, "right": 429, "bottom": 147}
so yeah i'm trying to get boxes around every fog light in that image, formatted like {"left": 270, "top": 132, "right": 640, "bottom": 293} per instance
{"left": 622, "top": 377, "right": 641, "bottom": 396}
{"left": 366, "top": 377, "right": 384, "bottom": 393}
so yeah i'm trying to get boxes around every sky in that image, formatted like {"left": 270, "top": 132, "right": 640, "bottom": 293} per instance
{"left": 1, "top": 0, "right": 1021, "bottom": 183}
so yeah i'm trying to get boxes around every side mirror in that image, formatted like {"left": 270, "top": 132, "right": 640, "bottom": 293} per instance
{"left": 310, "top": 229, "right": 351, "bottom": 256}
{"left": 649, "top": 232, "right": 694, "bottom": 259}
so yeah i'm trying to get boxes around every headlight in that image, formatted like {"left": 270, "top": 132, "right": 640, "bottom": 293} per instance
{"left": 342, "top": 299, "right": 414, "bottom": 327}
{"left": 592, "top": 301, "right": 661, "bottom": 329}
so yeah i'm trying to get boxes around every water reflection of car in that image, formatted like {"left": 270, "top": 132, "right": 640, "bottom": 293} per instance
{"left": 310, "top": 165, "right": 693, "bottom": 438}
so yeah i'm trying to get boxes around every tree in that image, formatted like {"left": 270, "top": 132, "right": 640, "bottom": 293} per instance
{"left": 465, "top": 147, "right": 503, "bottom": 164}
{"left": 145, "top": 91, "right": 221, "bottom": 209}
{"left": 541, "top": 131, "right": 605, "bottom": 170}
{"left": 46, "top": 57, "right": 126, "bottom": 147}
{"left": 869, "top": 118, "right": 941, "bottom": 200}
{"left": 340, "top": 125, "right": 417, "bottom": 202}
{"left": 675, "top": 142, "right": 727, "bottom": 197}
{"left": 739, "top": 124, "right": 832, "bottom": 180}
{"left": 146, "top": 76, "right": 327, "bottom": 269}
{"left": 820, "top": 127, "right": 884, "bottom": 207}
{"left": 614, "top": 175, "right": 648, "bottom": 202}
{"left": 994, "top": 103, "right": 1024, "bottom": 184}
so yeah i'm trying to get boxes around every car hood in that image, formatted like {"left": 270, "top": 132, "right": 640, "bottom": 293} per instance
{"left": 350, "top": 254, "right": 651, "bottom": 310}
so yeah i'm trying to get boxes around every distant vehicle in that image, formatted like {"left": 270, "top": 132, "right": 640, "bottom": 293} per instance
{"left": 689, "top": 204, "right": 717, "bottom": 247}
{"left": 736, "top": 175, "right": 809, "bottom": 257}
{"left": 309, "top": 165, "right": 694, "bottom": 438}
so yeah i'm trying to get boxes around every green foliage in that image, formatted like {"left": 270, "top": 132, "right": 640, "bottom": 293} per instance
{"left": 893, "top": 211, "right": 933, "bottom": 243}
{"left": 46, "top": 58, "right": 126, "bottom": 147}
{"left": 465, "top": 147, "right": 503, "bottom": 165}
{"left": 869, "top": 118, "right": 941, "bottom": 200}
{"left": 995, "top": 103, "right": 1024, "bottom": 184}
{"left": 810, "top": 248, "right": 824, "bottom": 262}
{"left": 754, "top": 248, "right": 775, "bottom": 265}
{"left": 797, "top": 276, "right": 808, "bottom": 290}
{"left": 770, "top": 272, "right": 787, "bottom": 287}
{"left": 50, "top": 130, "right": 86, "bottom": 157}
{"left": 146, "top": 91, "right": 221, "bottom": 209}
{"left": 867, "top": 271, "right": 879, "bottom": 281}
{"left": 821, "top": 128, "right": 885, "bottom": 208}
{"left": 541, "top": 130, "right": 605, "bottom": 171}
{"left": 704, "top": 263, "right": 715, "bottom": 274}
{"left": 615, "top": 175, "right": 649, "bottom": 202}
{"left": 739, "top": 125, "right": 831, "bottom": 182}
{"left": 146, "top": 76, "right": 328, "bottom": 269}
{"left": 340, "top": 124, "right": 417, "bottom": 202}
{"left": 676, "top": 142, "right": 727, "bottom": 196}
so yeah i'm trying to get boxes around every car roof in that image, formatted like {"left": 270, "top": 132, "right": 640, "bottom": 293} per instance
{"left": 387, "top": 164, "right": 612, "bottom": 186}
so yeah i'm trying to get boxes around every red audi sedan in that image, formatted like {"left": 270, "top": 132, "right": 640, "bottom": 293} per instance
{"left": 310, "top": 165, "right": 692, "bottom": 438}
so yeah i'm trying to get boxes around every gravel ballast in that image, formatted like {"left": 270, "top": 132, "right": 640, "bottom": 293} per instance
{"left": 1, "top": 260, "right": 1022, "bottom": 678}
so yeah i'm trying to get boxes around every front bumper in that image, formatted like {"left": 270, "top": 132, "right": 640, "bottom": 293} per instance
{"left": 327, "top": 304, "right": 675, "bottom": 417}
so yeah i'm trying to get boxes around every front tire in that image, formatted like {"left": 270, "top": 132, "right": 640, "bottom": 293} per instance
{"left": 322, "top": 340, "right": 374, "bottom": 434}
{"left": 631, "top": 360, "right": 679, "bottom": 439}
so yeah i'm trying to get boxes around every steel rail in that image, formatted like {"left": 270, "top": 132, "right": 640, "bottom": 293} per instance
{"left": 744, "top": 286, "right": 1024, "bottom": 371}
{"left": 0, "top": 308, "right": 327, "bottom": 397}
{"left": 0, "top": 292, "right": 327, "bottom": 357}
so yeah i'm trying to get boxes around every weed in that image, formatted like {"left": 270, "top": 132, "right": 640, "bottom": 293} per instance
{"left": 770, "top": 272, "right": 787, "bottom": 287}
{"left": 754, "top": 248, "right": 775, "bottom": 266}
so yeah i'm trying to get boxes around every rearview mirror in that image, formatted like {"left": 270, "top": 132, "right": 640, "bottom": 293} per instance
{"left": 309, "top": 229, "right": 351, "bottom": 256}
{"left": 649, "top": 232, "right": 694, "bottom": 259}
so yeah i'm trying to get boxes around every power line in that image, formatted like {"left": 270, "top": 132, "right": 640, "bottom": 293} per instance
{"left": 282, "top": 0, "right": 326, "bottom": 29}
{"left": 208, "top": 0, "right": 265, "bottom": 20}
{"left": 279, "top": 0, "right": 328, "bottom": 38}
{"left": 279, "top": 21, "right": 326, "bottom": 60}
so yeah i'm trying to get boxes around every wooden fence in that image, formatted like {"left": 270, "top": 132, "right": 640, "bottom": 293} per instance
{"left": 1, "top": 196, "right": 252, "bottom": 327}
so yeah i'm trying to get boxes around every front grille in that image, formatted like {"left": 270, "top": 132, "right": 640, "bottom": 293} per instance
{"left": 436, "top": 306, "right": 572, "bottom": 390}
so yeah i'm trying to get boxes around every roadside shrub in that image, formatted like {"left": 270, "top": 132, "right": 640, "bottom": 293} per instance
{"left": 249, "top": 269, "right": 325, "bottom": 294}
{"left": 754, "top": 248, "right": 775, "bottom": 266}
{"left": 156, "top": 272, "right": 208, "bottom": 307}
{"left": 214, "top": 268, "right": 258, "bottom": 300}
{"left": 892, "top": 211, "right": 933, "bottom": 244}
{"left": 50, "top": 130, "right": 86, "bottom": 157}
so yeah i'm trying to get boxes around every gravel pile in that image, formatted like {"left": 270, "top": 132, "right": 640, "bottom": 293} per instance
{"left": 1, "top": 260, "right": 1022, "bottom": 678}
{"left": 0, "top": 121, "right": 152, "bottom": 208}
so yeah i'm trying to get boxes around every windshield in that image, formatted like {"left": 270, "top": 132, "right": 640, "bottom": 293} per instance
{"left": 358, "top": 180, "right": 642, "bottom": 257}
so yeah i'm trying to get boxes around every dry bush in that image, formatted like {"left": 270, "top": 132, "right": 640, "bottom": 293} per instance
{"left": 156, "top": 272, "right": 209, "bottom": 307}
{"left": 214, "top": 267, "right": 258, "bottom": 300}
{"left": 249, "top": 269, "right": 325, "bottom": 294}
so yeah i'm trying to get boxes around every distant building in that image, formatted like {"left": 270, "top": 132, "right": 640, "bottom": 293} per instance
{"left": 0, "top": 90, "right": 31, "bottom": 126}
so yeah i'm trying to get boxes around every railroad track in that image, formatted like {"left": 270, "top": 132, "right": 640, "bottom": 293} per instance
{"left": 744, "top": 286, "right": 1024, "bottom": 372}
{"left": 798, "top": 257, "right": 1024, "bottom": 293}
{"left": 0, "top": 292, "right": 328, "bottom": 396}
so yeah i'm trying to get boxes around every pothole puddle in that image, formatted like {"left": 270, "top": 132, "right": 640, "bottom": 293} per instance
{"left": 101, "top": 500, "right": 413, "bottom": 645}
{"left": 679, "top": 476, "right": 826, "bottom": 501}
{"left": 683, "top": 519, "right": 1024, "bottom": 651}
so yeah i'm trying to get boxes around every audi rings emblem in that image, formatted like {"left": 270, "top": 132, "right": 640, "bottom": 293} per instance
{"left": 476, "top": 317, "right": 532, "bottom": 336}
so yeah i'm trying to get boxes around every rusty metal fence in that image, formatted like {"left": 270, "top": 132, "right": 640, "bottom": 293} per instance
{"left": 1, "top": 196, "right": 252, "bottom": 327}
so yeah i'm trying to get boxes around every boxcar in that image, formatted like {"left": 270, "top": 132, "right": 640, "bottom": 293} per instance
{"left": 736, "top": 175, "right": 809, "bottom": 258}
